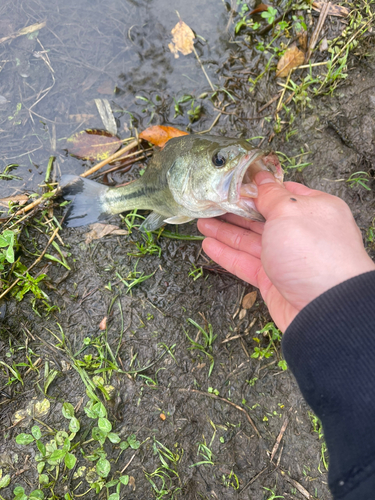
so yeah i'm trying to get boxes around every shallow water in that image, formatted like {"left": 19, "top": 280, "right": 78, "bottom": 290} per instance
{"left": 0, "top": 0, "right": 236, "bottom": 196}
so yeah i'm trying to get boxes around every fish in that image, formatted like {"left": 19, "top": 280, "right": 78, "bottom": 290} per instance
{"left": 60, "top": 134, "right": 283, "bottom": 231}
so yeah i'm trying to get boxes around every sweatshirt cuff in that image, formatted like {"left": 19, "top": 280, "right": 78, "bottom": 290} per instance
{"left": 282, "top": 270, "right": 375, "bottom": 499}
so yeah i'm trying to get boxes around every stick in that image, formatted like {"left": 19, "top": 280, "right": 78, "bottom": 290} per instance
{"left": 270, "top": 417, "right": 289, "bottom": 462}
{"left": 178, "top": 388, "right": 261, "bottom": 438}
{"left": 193, "top": 46, "right": 215, "bottom": 92}
{"left": 305, "top": 2, "right": 331, "bottom": 62}
{"left": 81, "top": 139, "right": 138, "bottom": 178}
{"left": 238, "top": 466, "right": 269, "bottom": 494}
{"left": 14, "top": 139, "right": 139, "bottom": 217}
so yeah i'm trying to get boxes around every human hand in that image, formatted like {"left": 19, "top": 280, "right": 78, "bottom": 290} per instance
{"left": 198, "top": 171, "right": 375, "bottom": 332}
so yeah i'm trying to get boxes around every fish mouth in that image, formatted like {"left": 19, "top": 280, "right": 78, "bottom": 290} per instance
{"left": 228, "top": 150, "right": 283, "bottom": 204}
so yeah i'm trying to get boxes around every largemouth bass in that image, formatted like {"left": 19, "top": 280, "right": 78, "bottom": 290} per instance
{"left": 61, "top": 134, "right": 283, "bottom": 231}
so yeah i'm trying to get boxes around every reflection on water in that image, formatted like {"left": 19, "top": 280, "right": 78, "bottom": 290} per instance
{"left": 0, "top": 0, "right": 235, "bottom": 196}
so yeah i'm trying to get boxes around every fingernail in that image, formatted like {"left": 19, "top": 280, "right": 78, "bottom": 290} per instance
{"left": 255, "top": 171, "right": 276, "bottom": 186}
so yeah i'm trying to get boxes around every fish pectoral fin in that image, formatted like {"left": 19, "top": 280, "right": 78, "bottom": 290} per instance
{"left": 140, "top": 212, "right": 166, "bottom": 232}
{"left": 163, "top": 215, "right": 195, "bottom": 225}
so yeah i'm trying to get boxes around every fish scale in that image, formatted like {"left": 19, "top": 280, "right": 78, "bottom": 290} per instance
{"left": 60, "top": 134, "right": 283, "bottom": 231}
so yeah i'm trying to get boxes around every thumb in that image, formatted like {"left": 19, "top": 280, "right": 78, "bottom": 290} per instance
{"left": 254, "top": 171, "right": 290, "bottom": 219}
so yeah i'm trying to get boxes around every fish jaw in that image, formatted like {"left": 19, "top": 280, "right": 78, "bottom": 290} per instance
{"left": 227, "top": 151, "right": 283, "bottom": 204}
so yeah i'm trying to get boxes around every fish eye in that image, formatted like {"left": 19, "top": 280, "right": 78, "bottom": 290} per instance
{"left": 212, "top": 152, "right": 227, "bottom": 168}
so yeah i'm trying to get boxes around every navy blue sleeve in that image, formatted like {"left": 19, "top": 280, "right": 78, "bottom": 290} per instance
{"left": 282, "top": 270, "right": 375, "bottom": 500}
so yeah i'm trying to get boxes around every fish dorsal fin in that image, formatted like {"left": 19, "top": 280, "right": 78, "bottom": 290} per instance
{"left": 163, "top": 215, "right": 194, "bottom": 225}
{"left": 140, "top": 212, "right": 166, "bottom": 232}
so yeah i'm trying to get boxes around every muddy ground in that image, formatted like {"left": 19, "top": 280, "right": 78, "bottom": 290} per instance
{"left": 0, "top": 1, "right": 375, "bottom": 499}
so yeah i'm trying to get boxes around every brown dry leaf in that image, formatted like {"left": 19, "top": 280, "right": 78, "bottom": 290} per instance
{"left": 249, "top": 3, "right": 270, "bottom": 15}
{"left": 85, "top": 223, "right": 128, "bottom": 244}
{"left": 239, "top": 308, "right": 247, "bottom": 321}
{"left": 242, "top": 291, "right": 257, "bottom": 309}
{"left": 67, "top": 129, "right": 122, "bottom": 161}
{"left": 99, "top": 316, "right": 107, "bottom": 331}
{"left": 276, "top": 45, "right": 305, "bottom": 77}
{"left": 139, "top": 125, "right": 188, "bottom": 148}
{"left": 0, "top": 194, "right": 28, "bottom": 208}
{"left": 129, "top": 476, "right": 136, "bottom": 491}
{"left": 312, "top": 1, "right": 350, "bottom": 17}
{"left": 97, "top": 80, "right": 114, "bottom": 94}
{"left": 168, "top": 20, "right": 195, "bottom": 58}
{"left": 297, "top": 30, "right": 308, "bottom": 51}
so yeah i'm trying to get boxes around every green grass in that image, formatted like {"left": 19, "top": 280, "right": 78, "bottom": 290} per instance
{"left": 185, "top": 318, "right": 217, "bottom": 376}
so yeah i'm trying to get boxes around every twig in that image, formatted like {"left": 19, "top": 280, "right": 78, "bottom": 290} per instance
{"left": 178, "top": 388, "right": 261, "bottom": 438}
{"left": 270, "top": 417, "right": 289, "bottom": 462}
{"left": 121, "top": 453, "right": 136, "bottom": 473}
{"left": 0, "top": 225, "right": 60, "bottom": 300}
{"left": 239, "top": 466, "right": 270, "bottom": 494}
{"left": 279, "top": 469, "right": 312, "bottom": 499}
{"left": 193, "top": 46, "right": 215, "bottom": 91}
{"left": 258, "top": 92, "right": 282, "bottom": 113}
{"left": 13, "top": 139, "right": 139, "bottom": 217}
{"left": 197, "top": 113, "right": 221, "bottom": 134}
{"left": 276, "top": 71, "right": 291, "bottom": 114}
{"left": 305, "top": 2, "right": 331, "bottom": 62}
{"left": 81, "top": 139, "right": 138, "bottom": 178}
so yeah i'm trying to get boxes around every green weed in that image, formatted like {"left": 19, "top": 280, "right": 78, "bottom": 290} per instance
{"left": 308, "top": 411, "right": 329, "bottom": 471}
{"left": 145, "top": 440, "right": 182, "bottom": 500}
{"left": 116, "top": 260, "right": 155, "bottom": 295}
{"left": 14, "top": 399, "right": 138, "bottom": 498}
{"left": 185, "top": 318, "right": 217, "bottom": 376}
{"left": 262, "top": 486, "right": 284, "bottom": 500}
{"left": 188, "top": 264, "right": 203, "bottom": 281}
{"left": 251, "top": 322, "right": 287, "bottom": 370}
{"left": 346, "top": 171, "right": 371, "bottom": 191}
{"left": 221, "top": 470, "right": 239, "bottom": 490}
{"left": 261, "top": 6, "right": 278, "bottom": 25}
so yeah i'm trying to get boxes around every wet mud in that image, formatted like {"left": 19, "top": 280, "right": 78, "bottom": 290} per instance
{"left": 0, "top": 1, "right": 374, "bottom": 499}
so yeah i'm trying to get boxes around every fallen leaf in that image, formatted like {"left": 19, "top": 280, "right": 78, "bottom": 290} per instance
{"left": 99, "top": 316, "right": 107, "bottom": 330}
{"left": 242, "top": 291, "right": 257, "bottom": 309}
{"left": 97, "top": 80, "right": 114, "bottom": 94}
{"left": 276, "top": 45, "right": 305, "bottom": 77}
{"left": 249, "top": 3, "right": 270, "bottom": 15}
{"left": 84, "top": 223, "right": 128, "bottom": 244}
{"left": 104, "top": 385, "right": 115, "bottom": 398}
{"left": 67, "top": 129, "right": 122, "bottom": 161}
{"left": 0, "top": 194, "right": 28, "bottom": 208}
{"left": 168, "top": 20, "right": 195, "bottom": 58}
{"left": 31, "top": 398, "right": 50, "bottom": 418}
{"left": 140, "top": 125, "right": 188, "bottom": 148}
{"left": 319, "top": 37, "right": 329, "bottom": 52}
{"left": 239, "top": 308, "right": 247, "bottom": 320}
{"left": 297, "top": 30, "right": 308, "bottom": 51}
{"left": 129, "top": 476, "right": 136, "bottom": 490}
{"left": 312, "top": 1, "right": 350, "bottom": 17}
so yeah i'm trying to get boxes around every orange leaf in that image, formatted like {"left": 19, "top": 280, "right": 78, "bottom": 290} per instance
{"left": 249, "top": 3, "right": 270, "bottom": 15}
{"left": 67, "top": 129, "right": 122, "bottom": 161}
{"left": 276, "top": 45, "right": 305, "bottom": 77}
{"left": 139, "top": 125, "right": 188, "bottom": 148}
{"left": 99, "top": 316, "right": 107, "bottom": 331}
{"left": 312, "top": 1, "right": 350, "bottom": 17}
